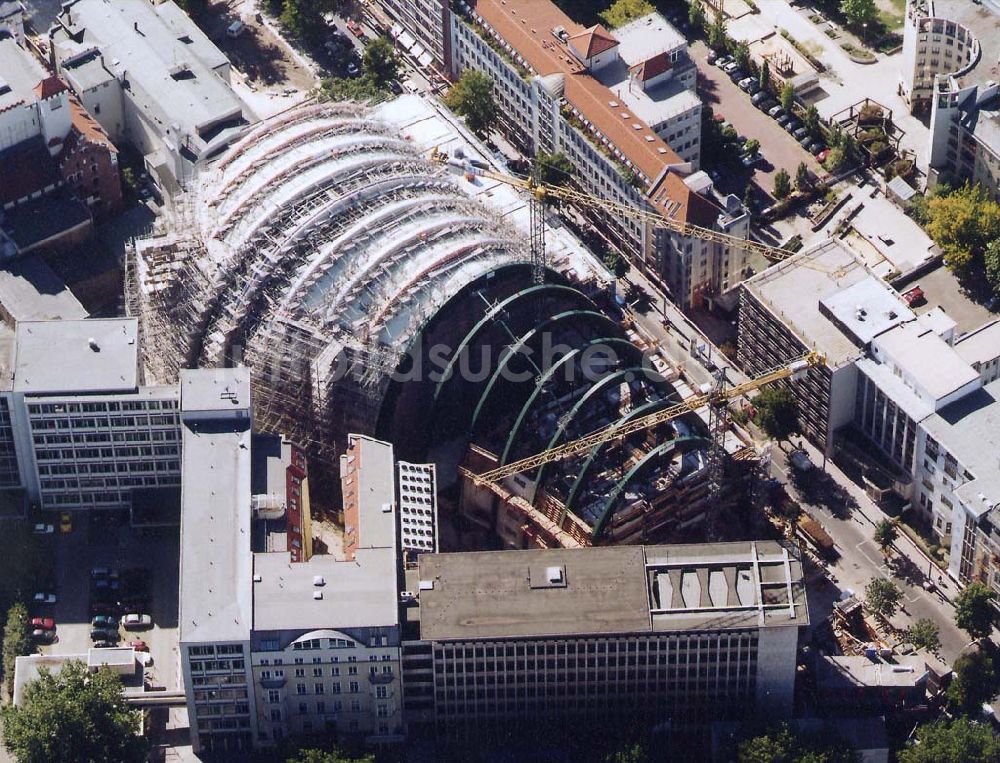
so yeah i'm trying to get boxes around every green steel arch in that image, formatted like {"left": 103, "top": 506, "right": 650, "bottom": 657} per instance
{"left": 431, "top": 283, "right": 587, "bottom": 405}
{"left": 468, "top": 310, "right": 617, "bottom": 432}
{"left": 532, "top": 365, "right": 657, "bottom": 488}
{"left": 591, "top": 435, "right": 710, "bottom": 542}
{"left": 499, "top": 336, "right": 641, "bottom": 467}
{"left": 563, "top": 394, "right": 680, "bottom": 512}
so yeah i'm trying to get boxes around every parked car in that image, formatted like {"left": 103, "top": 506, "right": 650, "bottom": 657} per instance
{"left": 92, "top": 615, "right": 117, "bottom": 628}
{"left": 32, "top": 629, "right": 55, "bottom": 644}
{"left": 816, "top": 148, "right": 831, "bottom": 163}
{"left": 90, "top": 628, "right": 118, "bottom": 642}
{"left": 793, "top": 126, "right": 809, "bottom": 139}
{"left": 91, "top": 567, "right": 110, "bottom": 579}
{"left": 59, "top": 512, "right": 72, "bottom": 533}
{"left": 741, "top": 80, "right": 760, "bottom": 93}
{"left": 32, "top": 523, "right": 53, "bottom": 535}
{"left": 128, "top": 640, "right": 149, "bottom": 652}
{"left": 784, "top": 119, "right": 801, "bottom": 134}
{"left": 741, "top": 153, "right": 761, "bottom": 167}
{"left": 122, "top": 613, "right": 153, "bottom": 630}
{"left": 388, "top": 79, "right": 403, "bottom": 94}
{"left": 707, "top": 51, "right": 719, "bottom": 65}
{"left": 30, "top": 616, "right": 55, "bottom": 630}
{"left": 722, "top": 61, "right": 739, "bottom": 74}
{"left": 807, "top": 141, "right": 824, "bottom": 154}
{"left": 93, "top": 640, "right": 117, "bottom": 649}
{"left": 799, "top": 135, "right": 813, "bottom": 147}
{"left": 346, "top": 19, "right": 364, "bottom": 37}
{"left": 226, "top": 20, "right": 246, "bottom": 38}
{"left": 751, "top": 92, "right": 769, "bottom": 106}
{"left": 346, "top": 60, "right": 360, "bottom": 77}
{"left": 776, "top": 114, "right": 793, "bottom": 127}
{"left": 729, "top": 68, "right": 747, "bottom": 83}
{"left": 715, "top": 55, "right": 732, "bottom": 68}
{"left": 902, "top": 284, "right": 925, "bottom": 306}
{"left": 737, "top": 77, "right": 754, "bottom": 89}
{"left": 789, "top": 449, "right": 813, "bottom": 472}
{"left": 33, "top": 592, "right": 56, "bottom": 604}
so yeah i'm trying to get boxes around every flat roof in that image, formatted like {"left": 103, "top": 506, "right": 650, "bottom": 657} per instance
{"left": 13, "top": 318, "right": 138, "bottom": 394}
{"left": 0, "top": 35, "right": 44, "bottom": 112}
{"left": 955, "top": 320, "right": 1000, "bottom": 367}
{"left": 613, "top": 12, "right": 686, "bottom": 61}
{"left": 743, "top": 239, "right": 874, "bottom": 366}
{"left": 180, "top": 366, "right": 250, "bottom": 412}
{"left": 816, "top": 654, "right": 928, "bottom": 690}
{"left": 416, "top": 540, "right": 806, "bottom": 641}
{"left": 0, "top": 255, "right": 87, "bottom": 324}
{"left": 178, "top": 371, "right": 253, "bottom": 644}
{"left": 872, "top": 322, "right": 979, "bottom": 403}
{"left": 924, "top": 378, "right": 1000, "bottom": 513}
{"left": 347, "top": 435, "right": 398, "bottom": 551}
{"left": 819, "top": 277, "right": 913, "bottom": 346}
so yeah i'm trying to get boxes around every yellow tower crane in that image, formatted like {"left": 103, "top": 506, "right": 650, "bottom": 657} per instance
{"left": 461, "top": 352, "right": 825, "bottom": 487}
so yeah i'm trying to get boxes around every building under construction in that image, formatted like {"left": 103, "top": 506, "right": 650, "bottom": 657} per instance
{"left": 130, "top": 95, "right": 735, "bottom": 549}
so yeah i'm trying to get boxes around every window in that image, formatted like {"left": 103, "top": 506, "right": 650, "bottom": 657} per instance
{"left": 348, "top": 666, "right": 358, "bottom": 676}
{"left": 270, "top": 709, "right": 281, "bottom": 721}
{"left": 317, "top": 701, "right": 325, "bottom": 714}
{"left": 350, "top": 700, "right": 361, "bottom": 713}
{"left": 315, "top": 683, "right": 325, "bottom": 695}
{"left": 296, "top": 683, "right": 306, "bottom": 695}
{"left": 298, "top": 702, "right": 308, "bottom": 715}
{"left": 376, "top": 686, "right": 387, "bottom": 699}
{"left": 295, "top": 668, "right": 304, "bottom": 678}
{"left": 379, "top": 723, "right": 389, "bottom": 736}
{"left": 349, "top": 681, "right": 359, "bottom": 693}
{"left": 268, "top": 690, "right": 280, "bottom": 703}
{"left": 377, "top": 704, "right": 388, "bottom": 718}
{"left": 313, "top": 668, "right": 323, "bottom": 677}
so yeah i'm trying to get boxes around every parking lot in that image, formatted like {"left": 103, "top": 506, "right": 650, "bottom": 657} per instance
{"left": 31, "top": 513, "right": 180, "bottom": 692}
{"left": 691, "top": 40, "right": 821, "bottom": 196}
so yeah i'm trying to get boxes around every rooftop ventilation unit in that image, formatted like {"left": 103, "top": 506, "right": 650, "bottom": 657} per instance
{"left": 313, "top": 575, "right": 325, "bottom": 587}
{"left": 313, "top": 591, "right": 323, "bottom": 600}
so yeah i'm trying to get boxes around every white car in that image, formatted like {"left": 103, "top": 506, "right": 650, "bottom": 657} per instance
{"left": 226, "top": 20, "right": 246, "bottom": 38}
{"left": 32, "top": 523, "right": 54, "bottom": 534}
{"left": 789, "top": 449, "right": 813, "bottom": 472}
{"left": 121, "top": 613, "right": 152, "bottom": 630}
{"left": 33, "top": 592, "right": 57, "bottom": 604}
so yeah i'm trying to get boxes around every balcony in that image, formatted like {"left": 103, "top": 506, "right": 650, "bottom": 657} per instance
{"left": 368, "top": 672, "right": 395, "bottom": 685}
{"left": 259, "top": 677, "right": 286, "bottom": 689}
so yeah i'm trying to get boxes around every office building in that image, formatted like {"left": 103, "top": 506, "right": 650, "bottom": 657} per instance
{"left": 50, "top": 0, "right": 252, "bottom": 192}
{"left": 401, "top": 540, "right": 807, "bottom": 736}
{"left": 926, "top": 78, "right": 1000, "bottom": 197}
{"left": 397, "top": 461, "right": 438, "bottom": 556}
{"left": 901, "top": 0, "right": 979, "bottom": 115}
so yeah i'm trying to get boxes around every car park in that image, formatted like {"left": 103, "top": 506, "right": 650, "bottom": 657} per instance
{"left": 91, "top": 628, "right": 118, "bottom": 642}
{"left": 32, "top": 629, "right": 55, "bottom": 644}
{"left": 33, "top": 592, "right": 56, "bottom": 604}
{"left": 789, "top": 450, "right": 813, "bottom": 472}
{"left": 32, "top": 523, "right": 53, "bottom": 534}
{"left": 122, "top": 613, "right": 153, "bottom": 630}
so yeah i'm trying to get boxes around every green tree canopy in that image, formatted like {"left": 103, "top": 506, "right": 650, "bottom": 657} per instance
{"left": 317, "top": 75, "right": 387, "bottom": 104}
{"left": 773, "top": 168, "right": 792, "bottom": 200}
{"left": 744, "top": 138, "right": 761, "bottom": 156}
{"left": 707, "top": 12, "right": 728, "bottom": 51}
{"left": 759, "top": 60, "right": 770, "bottom": 91}
{"left": 287, "top": 747, "right": 375, "bottom": 763}
{"left": 947, "top": 649, "right": 997, "bottom": 716}
{"left": 795, "top": 162, "right": 811, "bottom": 192}
{"left": 280, "top": 0, "right": 327, "bottom": 44}
{"left": 753, "top": 384, "right": 799, "bottom": 439}
{"left": 599, "top": 0, "right": 654, "bottom": 28}
{"left": 2, "top": 602, "right": 31, "bottom": 695}
{"left": 925, "top": 183, "right": 1000, "bottom": 274}
{"left": 604, "top": 743, "right": 648, "bottom": 763}
{"left": 537, "top": 151, "right": 575, "bottom": 186}
{"left": 689, "top": 0, "right": 706, "bottom": 32}
{"left": 804, "top": 105, "right": 820, "bottom": 136}
{"left": 1, "top": 662, "right": 147, "bottom": 763}
{"left": 983, "top": 238, "right": 1000, "bottom": 297}
{"left": 444, "top": 70, "right": 498, "bottom": 138}
{"left": 780, "top": 82, "right": 795, "bottom": 112}
{"left": 864, "top": 577, "right": 902, "bottom": 619}
{"left": 739, "top": 724, "right": 860, "bottom": 763}
{"left": 841, "top": 0, "right": 878, "bottom": 28}
{"left": 898, "top": 717, "right": 1000, "bottom": 763}
{"left": 363, "top": 37, "right": 400, "bottom": 87}
{"left": 733, "top": 41, "right": 751, "bottom": 72}
{"left": 604, "top": 250, "right": 629, "bottom": 279}
{"left": 873, "top": 518, "right": 898, "bottom": 555}
{"left": 905, "top": 618, "right": 941, "bottom": 653}
{"left": 955, "top": 581, "right": 997, "bottom": 641}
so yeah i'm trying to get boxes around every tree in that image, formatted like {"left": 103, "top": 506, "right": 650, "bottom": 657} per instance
{"left": 1, "top": 662, "right": 147, "bottom": 763}
{"left": 984, "top": 239, "right": 1000, "bottom": 297}
{"left": 599, "top": 0, "right": 654, "bottom": 29}
{"left": 947, "top": 650, "right": 997, "bottom": 715}
{"left": 604, "top": 743, "right": 647, "bottom": 763}
{"left": 925, "top": 183, "right": 1000, "bottom": 274}
{"left": 318, "top": 75, "right": 386, "bottom": 104}
{"left": 2, "top": 602, "right": 31, "bottom": 695}
{"left": 739, "top": 724, "right": 860, "bottom": 763}
{"left": 873, "top": 518, "right": 898, "bottom": 555}
{"left": 363, "top": 37, "right": 399, "bottom": 87}
{"left": 444, "top": 70, "right": 498, "bottom": 138}
{"left": 841, "top": 0, "right": 878, "bottom": 29}
{"left": 707, "top": 12, "right": 728, "bottom": 52}
{"left": 864, "top": 577, "right": 902, "bottom": 619}
{"left": 536, "top": 151, "right": 574, "bottom": 186}
{"left": 604, "top": 250, "right": 629, "bottom": 279}
{"left": 804, "top": 104, "right": 821, "bottom": 137}
{"left": 689, "top": 0, "right": 706, "bottom": 32}
{"left": 955, "top": 581, "right": 997, "bottom": 641}
{"left": 744, "top": 138, "right": 760, "bottom": 156}
{"left": 898, "top": 717, "right": 1000, "bottom": 763}
{"left": 795, "top": 161, "right": 811, "bottom": 193}
{"left": 780, "top": 82, "right": 795, "bottom": 112}
{"left": 905, "top": 618, "right": 941, "bottom": 652}
{"left": 287, "top": 748, "right": 375, "bottom": 763}
{"left": 733, "top": 41, "right": 751, "bottom": 72}
{"left": 759, "top": 60, "right": 770, "bottom": 92}
{"left": 752, "top": 384, "right": 799, "bottom": 440}
{"left": 773, "top": 168, "right": 792, "bottom": 200}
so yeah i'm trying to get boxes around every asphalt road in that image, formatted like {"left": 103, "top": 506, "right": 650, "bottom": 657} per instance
{"left": 772, "top": 441, "right": 974, "bottom": 663}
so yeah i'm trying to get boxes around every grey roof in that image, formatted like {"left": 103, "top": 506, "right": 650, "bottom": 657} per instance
{"left": 178, "top": 370, "right": 253, "bottom": 644}
{"left": 52, "top": 0, "right": 246, "bottom": 141}
{"left": 743, "top": 239, "right": 885, "bottom": 367}
{"left": 872, "top": 321, "right": 979, "bottom": 403}
{"left": 416, "top": 540, "right": 806, "bottom": 641}
{"left": 816, "top": 654, "right": 928, "bottom": 690}
{"left": 342, "top": 435, "right": 398, "bottom": 552}
{"left": 924, "top": 378, "right": 1000, "bottom": 514}
{"left": 2, "top": 193, "right": 92, "bottom": 251}
{"left": 613, "top": 12, "right": 686, "bottom": 62}
{"left": 820, "top": 277, "right": 914, "bottom": 347}
{"left": 0, "top": 34, "right": 43, "bottom": 112}
{"left": 887, "top": 175, "right": 917, "bottom": 202}
{"left": 0, "top": 255, "right": 86, "bottom": 324}
{"left": 13, "top": 318, "right": 137, "bottom": 394}
{"left": 57, "top": 49, "right": 115, "bottom": 92}
{"left": 180, "top": 366, "right": 250, "bottom": 412}
{"left": 955, "top": 319, "right": 1000, "bottom": 368}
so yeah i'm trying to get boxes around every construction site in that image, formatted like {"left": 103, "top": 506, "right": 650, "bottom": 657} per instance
{"left": 129, "top": 94, "right": 777, "bottom": 551}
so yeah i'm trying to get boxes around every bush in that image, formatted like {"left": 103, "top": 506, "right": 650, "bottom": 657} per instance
{"left": 858, "top": 103, "right": 884, "bottom": 124}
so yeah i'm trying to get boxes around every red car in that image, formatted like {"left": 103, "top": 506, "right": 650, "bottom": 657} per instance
{"left": 346, "top": 20, "right": 364, "bottom": 37}
{"left": 30, "top": 617, "right": 55, "bottom": 630}
{"left": 128, "top": 640, "right": 149, "bottom": 652}
{"left": 902, "top": 285, "right": 925, "bottom": 307}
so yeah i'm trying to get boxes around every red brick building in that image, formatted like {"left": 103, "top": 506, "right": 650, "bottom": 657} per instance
{"left": 58, "top": 90, "right": 122, "bottom": 218}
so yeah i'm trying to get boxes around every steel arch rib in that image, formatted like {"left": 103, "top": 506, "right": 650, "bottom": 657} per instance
{"left": 468, "top": 312, "right": 620, "bottom": 434}
{"left": 499, "top": 336, "right": 641, "bottom": 467}
{"left": 432, "top": 284, "right": 585, "bottom": 406}
{"left": 591, "top": 436, "right": 710, "bottom": 542}
{"left": 563, "top": 393, "right": 680, "bottom": 512}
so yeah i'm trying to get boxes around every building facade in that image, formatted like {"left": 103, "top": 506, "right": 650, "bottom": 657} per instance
{"left": 901, "top": 0, "right": 979, "bottom": 115}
